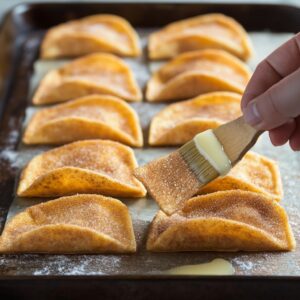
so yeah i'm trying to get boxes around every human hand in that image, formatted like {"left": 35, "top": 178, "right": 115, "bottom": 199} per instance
{"left": 242, "top": 33, "right": 300, "bottom": 150}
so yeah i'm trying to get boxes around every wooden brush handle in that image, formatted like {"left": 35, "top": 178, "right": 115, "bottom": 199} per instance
{"left": 214, "top": 116, "right": 263, "bottom": 166}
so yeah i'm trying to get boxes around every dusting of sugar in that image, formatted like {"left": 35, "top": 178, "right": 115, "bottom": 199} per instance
{"left": 31, "top": 256, "right": 114, "bottom": 275}
{"left": 18, "top": 141, "right": 143, "bottom": 193}
{"left": 135, "top": 151, "right": 201, "bottom": 214}
{"left": 0, "top": 255, "right": 122, "bottom": 276}
{"left": 5, "top": 118, "right": 20, "bottom": 147}
{"left": 0, "top": 150, "right": 19, "bottom": 168}
{"left": 232, "top": 258, "right": 255, "bottom": 272}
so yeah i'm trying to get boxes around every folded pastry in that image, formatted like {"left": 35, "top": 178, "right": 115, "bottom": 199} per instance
{"left": 24, "top": 95, "right": 143, "bottom": 147}
{"left": 199, "top": 152, "right": 283, "bottom": 201}
{"left": 0, "top": 194, "right": 136, "bottom": 253}
{"left": 148, "top": 13, "right": 253, "bottom": 60}
{"left": 33, "top": 53, "right": 142, "bottom": 105}
{"left": 41, "top": 14, "right": 141, "bottom": 58}
{"left": 149, "top": 91, "right": 241, "bottom": 145}
{"left": 17, "top": 140, "right": 146, "bottom": 198}
{"left": 135, "top": 151, "right": 282, "bottom": 215}
{"left": 147, "top": 190, "right": 295, "bottom": 252}
{"left": 146, "top": 49, "right": 251, "bottom": 102}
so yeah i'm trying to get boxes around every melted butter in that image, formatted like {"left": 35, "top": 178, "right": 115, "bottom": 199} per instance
{"left": 166, "top": 259, "right": 235, "bottom": 275}
{"left": 193, "top": 129, "right": 231, "bottom": 176}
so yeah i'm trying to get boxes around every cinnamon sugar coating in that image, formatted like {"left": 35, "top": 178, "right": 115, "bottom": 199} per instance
{"left": 148, "top": 13, "right": 253, "bottom": 60}
{"left": 149, "top": 92, "right": 241, "bottom": 145}
{"left": 199, "top": 152, "right": 283, "bottom": 201}
{"left": 0, "top": 194, "right": 136, "bottom": 253}
{"left": 33, "top": 53, "right": 142, "bottom": 105}
{"left": 135, "top": 151, "right": 200, "bottom": 215}
{"left": 147, "top": 190, "right": 295, "bottom": 252}
{"left": 146, "top": 49, "right": 251, "bottom": 102}
{"left": 18, "top": 140, "right": 146, "bottom": 198}
{"left": 41, "top": 14, "right": 141, "bottom": 58}
{"left": 24, "top": 95, "right": 143, "bottom": 147}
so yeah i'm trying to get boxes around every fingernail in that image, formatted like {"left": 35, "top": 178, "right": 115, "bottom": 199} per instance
{"left": 241, "top": 102, "right": 246, "bottom": 113}
{"left": 243, "top": 101, "right": 262, "bottom": 126}
{"left": 241, "top": 98, "right": 248, "bottom": 112}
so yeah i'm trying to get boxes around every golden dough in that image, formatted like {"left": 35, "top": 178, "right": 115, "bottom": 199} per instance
{"left": 148, "top": 13, "right": 253, "bottom": 60}
{"left": 146, "top": 49, "right": 251, "bottom": 102}
{"left": 199, "top": 152, "right": 283, "bottom": 201}
{"left": 135, "top": 151, "right": 282, "bottom": 214}
{"left": 17, "top": 140, "right": 146, "bottom": 198}
{"left": 0, "top": 194, "right": 136, "bottom": 253}
{"left": 147, "top": 190, "right": 295, "bottom": 252}
{"left": 33, "top": 53, "right": 142, "bottom": 105}
{"left": 41, "top": 14, "right": 141, "bottom": 58}
{"left": 134, "top": 151, "right": 201, "bottom": 215}
{"left": 24, "top": 95, "right": 143, "bottom": 147}
{"left": 149, "top": 91, "right": 241, "bottom": 145}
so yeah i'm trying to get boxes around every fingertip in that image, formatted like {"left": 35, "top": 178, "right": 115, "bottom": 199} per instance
{"left": 289, "top": 116, "right": 300, "bottom": 151}
{"left": 269, "top": 132, "right": 288, "bottom": 146}
{"left": 289, "top": 132, "right": 300, "bottom": 151}
{"left": 289, "top": 139, "right": 300, "bottom": 151}
{"left": 269, "top": 134, "right": 285, "bottom": 146}
{"left": 269, "top": 121, "right": 296, "bottom": 146}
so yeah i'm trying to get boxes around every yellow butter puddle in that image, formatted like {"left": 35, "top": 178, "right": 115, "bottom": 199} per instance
{"left": 165, "top": 258, "right": 235, "bottom": 275}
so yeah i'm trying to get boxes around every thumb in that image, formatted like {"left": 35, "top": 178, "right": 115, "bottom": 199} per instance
{"left": 243, "top": 67, "right": 300, "bottom": 130}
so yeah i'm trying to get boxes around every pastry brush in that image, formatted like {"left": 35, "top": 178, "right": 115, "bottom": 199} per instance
{"left": 134, "top": 116, "right": 262, "bottom": 214}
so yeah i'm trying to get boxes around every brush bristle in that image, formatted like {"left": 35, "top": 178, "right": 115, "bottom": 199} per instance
{"left": 178, "top": 139, "right": 219, "bottom": 184}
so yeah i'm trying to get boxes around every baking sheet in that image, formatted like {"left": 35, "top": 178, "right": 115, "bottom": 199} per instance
{"left": 1, "top": 30, "right": 300, "bottom": 276}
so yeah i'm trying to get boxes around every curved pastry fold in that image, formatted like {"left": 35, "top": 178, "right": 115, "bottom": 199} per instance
{"left": 147, "top": 190, "right": 295, "bottom": 252}
{"left": 135, "top": 151, "right": 282, "bottom": 215}
{"left": 146, "top": 49, "right": 251, "bottom": 102}
{"left": 17, "top": 140, "right": 146, "bottom": 198}
{"left": 149, "top": 92, "right": 241, "bottom": 145}
{"left": 199, "top": 152, "right": 283, "bottom": 201}
{"left": 24, "top": 95, "right": 143, "bottom": 147}
{"left": 0, "top": 194, "right": 136, "bottom": 253}
{"left": 33, "top": 53, "right": 142, "bottom": 105}
{"left": 148, "top": 13, "right": 253, "bottom": 60}
{"left": 41, "top": 14, "right": 141, "bottom": 58}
